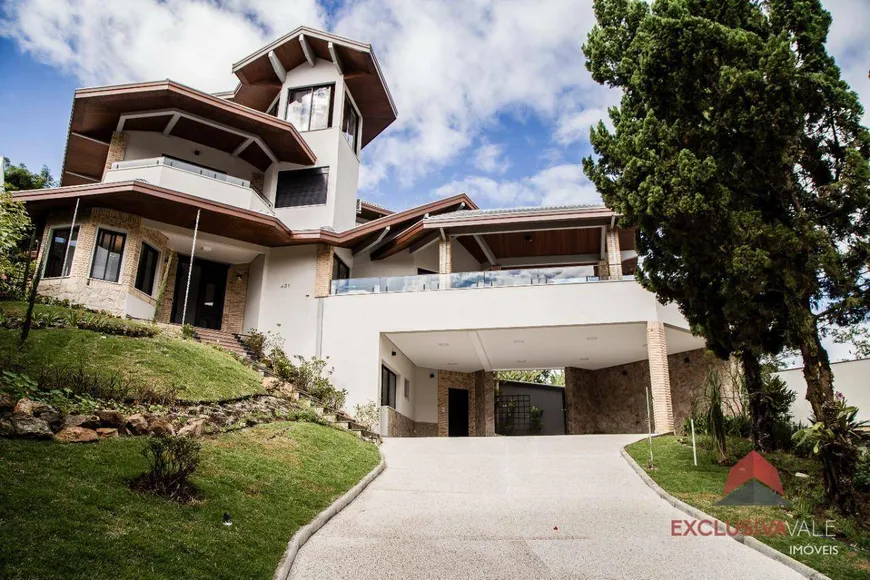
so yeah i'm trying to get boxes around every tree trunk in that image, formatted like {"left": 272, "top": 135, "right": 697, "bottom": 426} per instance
{"left": 739, "top": 349, "right": 771, "bottom": 452}
{"left": 795, "top": 302, "right": 858, "bottom": 514}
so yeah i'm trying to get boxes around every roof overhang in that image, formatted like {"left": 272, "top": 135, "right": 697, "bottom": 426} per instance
{"left": 61, "top": 80, "right": 316, "bottom": 186}
{"left": 14, "top": 181, "right": 297, "bottom": 247}
{"left": 230, "top": 26, "right": 397, "bottom": 148}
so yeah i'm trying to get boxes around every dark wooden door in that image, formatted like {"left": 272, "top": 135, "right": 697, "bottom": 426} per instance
{"left": 448, "top": 388, "right": 469, "bottom": 437}
{"left": 171, "top": 256, "right": 229, "bottom": 330}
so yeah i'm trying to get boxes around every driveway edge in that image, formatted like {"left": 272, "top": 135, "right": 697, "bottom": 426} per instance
{"left": 273, "top": 447, "right": 386, "bottom": 580}
{"left": 620, "top": 447, "right": 831, "bottom": 580}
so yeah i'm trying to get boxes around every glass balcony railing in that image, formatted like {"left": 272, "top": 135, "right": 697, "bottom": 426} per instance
{"left": 330, "top": 266, "right": 632, "bottom": 295}
{"left": 112, "top": 156, "right": 252, "bottom": 188}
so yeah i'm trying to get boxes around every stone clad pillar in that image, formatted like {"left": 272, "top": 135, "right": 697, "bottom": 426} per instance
{"left": 606, "top": 226, "right": 622, "bottom": 279}
{"left": 314, "top": 244, "right": 334, "bottom": 298}
{"left": 646, "top": 321, "right": 674, "bottom": 433}
{"left": 474, "top": 371, "right": 495, "bottom": 436}
{"left": 103, "top": 131, "right": 128, "bottom": 178}
{"left": 438, "top": 236, "right": 452, "bottom": 289}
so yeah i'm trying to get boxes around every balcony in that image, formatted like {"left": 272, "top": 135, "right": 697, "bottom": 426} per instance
{"left": 103, "top": 156, "right": 274, "bottom": 215}
{"left": 331, "top": 266, "right": 634, "bottom": 295}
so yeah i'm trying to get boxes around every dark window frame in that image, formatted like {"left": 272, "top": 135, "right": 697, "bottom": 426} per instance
{"left": 43, "top": 225, "right": 81, "bottom": 279}
{"left": 285, "top": 83, "right": 335, "bottom": 132}
{"left": 342, "top": 92, "right": 361, "bottom": 153}
{"left": 275, "top": 167, "right": 330, "bottom": 208}
{"left": 134, "top": 242, "right": 160, "bottom": 296}
{"left": 89, "top": 228, "right": 127, "bottom": 283}
{"left": 381, "top": 365, "right": 397, "bottom": 409}
{"left": 333, "top": 254, "right": 350, "bottom": 282}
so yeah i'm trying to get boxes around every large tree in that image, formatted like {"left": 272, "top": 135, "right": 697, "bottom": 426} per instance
{"left": 3, "top": 159, "right": 56, "bottom": 192}
{"left": 583, "top": 0, "right": 870, "bottom": 512}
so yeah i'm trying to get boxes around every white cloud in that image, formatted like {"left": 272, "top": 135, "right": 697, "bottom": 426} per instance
{"left": 434, "top": 164, "right": 602, "bottom": 207}
{"left": 554, "top": 107, "right": 608, "bottom": 145}
{"left": 472, "top": 140, "right": 510, "bottom": 174}
{"left": 0, "top": 0, "right": 326, "bottom": 92}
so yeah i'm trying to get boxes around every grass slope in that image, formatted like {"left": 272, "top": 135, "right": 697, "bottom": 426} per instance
{"left": 1, "top": 328, "right": 264, "bottom": 402}
{"left": 626, "top": 436, "right": 870, "bottom": 580}
{"left": 0, "top": 422, "right": 380, "bottom": 579}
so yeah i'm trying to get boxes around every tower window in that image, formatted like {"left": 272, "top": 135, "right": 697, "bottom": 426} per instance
{"left": 275, "top": 168, "right": 329, "bottom": 207}
{"left": 342, "top": 96, "right": 360, "bottom": 152}
{"left": 286, "top": 84, "right": 333, "bottom": 132}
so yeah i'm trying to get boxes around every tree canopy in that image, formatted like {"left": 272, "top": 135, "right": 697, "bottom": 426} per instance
{"left": 3, "top": 159, "right": 56, "bottom": 192}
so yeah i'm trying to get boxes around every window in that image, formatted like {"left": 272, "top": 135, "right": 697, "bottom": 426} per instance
{"left": 134, "top": 242, "right": 160, "bottom": 295}
{"left": 90, "top": 229, "right": 126, "bottom": 282}
{"left": 286, "top": 85, "right": 333, "bottom": 132}
{"left": 275, "top": 168, "right": 329, "bottom": 207}
{"left": 333, "top": 255, "right": 350, "bottom": 282}
{"left": 43, "top": 226, "right": 80, "bottom": 278}
{"left": 381, "top": 365, "right": 397, "bottom": 409}
{"left": 404, "top": 378, "right": 411, "bottom": 400}
{"left": 342, "top": 96, "right": 360, "bottom": 151}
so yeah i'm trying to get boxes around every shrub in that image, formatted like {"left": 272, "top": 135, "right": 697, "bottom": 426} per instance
{"left": 242, "top": 329, "right": 266, "bottom": 361}
{"left": 706, "top": 371, "right": 728, "bottom": 463}
{"left": 180, "top": 324, "right": 196, "bottom": 340}
{"left": 530, "top": 406, "right": 543, "bottom": 435}
{"left": 353, "top": 401, "right": 380, "bottom": 431}
{"left": 133, "top": 435, "right": 202, "bottom": 502}
{"left": 856, "top": 452, "right": 870, "bottom": 493}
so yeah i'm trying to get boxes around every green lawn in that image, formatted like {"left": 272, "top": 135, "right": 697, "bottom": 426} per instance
{"left": 0, "top": 422, "right": 380, "bottom": 579}
{"left": 0, "top": 300, "right": 83, "bottom": 319}
{"left": 626, "top": 436, "right": 870, "bottom": 579}
{"left": 0, "top": 329, "right": 264, "bottom": 402}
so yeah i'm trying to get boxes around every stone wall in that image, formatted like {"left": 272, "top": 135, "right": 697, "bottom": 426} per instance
{"left": 221, "top": 264, "right": 250, "bottom": 334}
{"left": 37, "top": 208, "right": 169, "bottom": 318}
{"left": 382, "top": 407, "right": 439, "bottom": 437}
{"left": 565, "top": 348, "right": 730, "bottom": 435}
{"left": 155, "top": 253, "right": 179, "bottom": 324}
{"left": 314, "top": 244, "right": 334, "bottom": 298}
{"left": 669, "top": 349, "right": 736, "bottom": 433}
{"left": 474, "top": 370, "right": 495, "bottom": 437}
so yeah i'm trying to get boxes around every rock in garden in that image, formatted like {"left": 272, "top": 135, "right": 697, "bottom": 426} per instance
{"left": 96, "top": 427, "right": 119, "bottom": 438}
{"left": 0, "top": 393, "right": 15, "bottom": 411}
{"left": 12, "top": 416, "right": 53, "bottom": 438}
{"left": 54, "top": 426, "right": 99, "bottom": 443}
{"left": 63, "top": 415, "right": 101, "bottom": 429}
{"left": 125, "top": 414, "right": 149, "bottom": 435}
{"left": 178, "top": 418, "right": 206, "bottom": 438}
{"left": 95, "top": 410, "right": 125, "bottom": 427}
{"left": 13, "top": 398, "right": 37, "bottom": 416}
{"left": 148, "top": 416, "right": 175, "bottom": 436}
{"left": 0, "top": 417, "right": 15, "bottom": 437}
{"left": 795, "top": 472, "right": 810, "bottom": 479}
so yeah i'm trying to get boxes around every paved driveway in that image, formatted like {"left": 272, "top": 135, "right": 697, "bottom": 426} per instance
{"left": 289, "top": 436, "right": 802, "bottom": 579}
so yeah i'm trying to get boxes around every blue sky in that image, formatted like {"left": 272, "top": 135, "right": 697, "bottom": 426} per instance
{"left": 1, "top": 0, "right": 868, "bottom": 214}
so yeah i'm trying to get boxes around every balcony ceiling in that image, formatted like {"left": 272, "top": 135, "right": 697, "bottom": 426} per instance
{"left": 386, "top": 323, "right": 705, "bottom": 373}
{"left": 230, "top": 26, "right": 397, "bottom": 149}
{"left": 61, "top": 80, "right": 316, "bottom": 186}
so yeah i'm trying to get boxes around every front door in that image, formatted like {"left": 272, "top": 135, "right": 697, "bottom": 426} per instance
{"left": 448, "top": 388, "right": 469, "bottom": 437}
{"left": 171, "top": 256, "right": 229, "bottom": 330}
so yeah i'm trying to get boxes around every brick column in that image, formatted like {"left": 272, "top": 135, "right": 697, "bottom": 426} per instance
{"left": 474, "top": 371, "right": 495, "bottom": 436}
{"left": 103, "top": 131, "right": 128, "bottom": 178}
{"left": 314, "top": 244, "right": 334, "bottom": 298}
{"left": 438, "top": 236, "right": 452, "bottom": 289}
{"left": 646, "top": 321, "right": 674, "bottom": 433}
{"left": 606, "top": 226, "right": 622, "bottom": 279}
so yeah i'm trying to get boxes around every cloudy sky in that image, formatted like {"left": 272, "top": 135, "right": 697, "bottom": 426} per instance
{"left": 0, "top": 0, "right": 868, "bottom": 216}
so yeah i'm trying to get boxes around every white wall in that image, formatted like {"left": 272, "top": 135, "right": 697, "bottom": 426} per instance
{"left": 350, "top": 239, "right": 482, "bottom": 279}
{"left": 243, "top": 254, "right": 265, "bottom": 333}
{"left": 320, "top": 279, "right": 675, "bottom": 413}
{"left": 379, "top": 335, "right": 418, "bottom": 420}
{"left": 776, "top": 359, "right": 870, "bottom": 423}
{"left": 123, "top": 131, "right": 258, "bottom": 182}
{"left": 254, "top": 245, "right": 320, "bottom": 358}
{"left": 125, "top": 292, "right": 156, "bottom": 320}
{"left": 414, "top": 367, "right": 439, "bottom": 424}
{"left": 264, "top": 59, "right": 361, "bottom": 232}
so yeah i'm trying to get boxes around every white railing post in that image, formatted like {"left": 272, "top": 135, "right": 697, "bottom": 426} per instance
{"left": 180, "top": 209, "right": 201, "bottom": 326}
{"left": 60, "top": 198, "right": 81, "bottom": 278}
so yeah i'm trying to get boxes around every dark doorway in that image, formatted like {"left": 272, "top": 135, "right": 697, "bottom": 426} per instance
{"left": 170, "top": 255, "right": 229, "bottom": 330}
{"left": 448, "top": 388, "right": 469, "bottom": 437}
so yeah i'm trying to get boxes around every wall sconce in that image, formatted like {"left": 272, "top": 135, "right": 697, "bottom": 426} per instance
{"left": 684, "top": 356, "right": 691, "bottom": 364}
{"left": 621, "top": 370, "right": 627, "bottom": 376}
{"left": 391, "top": 351, "right": 396, "bottom": 357}
{"left": 235, "top": 272, "right": 244, "bottom": 282}
{"left": 430, "top": 372, "right": 435, "bottom": 378}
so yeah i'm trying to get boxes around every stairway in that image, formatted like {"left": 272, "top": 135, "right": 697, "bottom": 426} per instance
{"left": 193, "top": 328, "right": 254, "bottom": 360}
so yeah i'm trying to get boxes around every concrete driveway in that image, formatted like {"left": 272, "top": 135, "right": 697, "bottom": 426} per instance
{"left": 289, "top": 436, "right": 802, "bottom": 579}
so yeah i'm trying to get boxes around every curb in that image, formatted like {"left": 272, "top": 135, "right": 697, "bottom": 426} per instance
{"left": 620, "top": 448, "right": 831, "bottom": 580}
{"left": 273, "top": 449, "right": 386, "bottom": 580}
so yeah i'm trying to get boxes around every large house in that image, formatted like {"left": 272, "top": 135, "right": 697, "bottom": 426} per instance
{"left": 14, "top": 27, "right": 724, "bottom": 438}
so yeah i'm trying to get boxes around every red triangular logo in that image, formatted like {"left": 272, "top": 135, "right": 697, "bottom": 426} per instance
{"left": 723, "top": 451, "right": 783, "bottom": 496}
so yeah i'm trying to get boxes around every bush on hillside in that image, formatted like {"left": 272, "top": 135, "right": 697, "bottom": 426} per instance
{"left": 0, "top": 302, "right": 157, "bottom": 337}
{"left": 856, "top": 451, "right": 870, "bottom": 493}
{"left": 133, "top": 435, "right": 202, "bottom": 502}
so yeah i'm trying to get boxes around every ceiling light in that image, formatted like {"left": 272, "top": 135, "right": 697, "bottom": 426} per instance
{"left": 516, "top": 359, "right": 527, "bottom": 363}
{"left": 513, "top": 339, "right": 524, "bottom": 344}
{"left": 578, "top": 357, "right": 590, "bottom": 361}
{"left": 586, "top": 336, "right": 598, "bottom": 341}
{"left": 438, "top": 342, "right": 449, "bottom": 347}
{"left": 447, "top": 362, "right": 458, "bottom": 366}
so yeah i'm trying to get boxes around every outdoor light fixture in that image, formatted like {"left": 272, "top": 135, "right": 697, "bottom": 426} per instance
{"left": 430, "top": 372, "right": 435, "bottom": 378}
{"left": 513, "top": 339, "right": 524, "bottom": 344}
{"left": 524, "top": 235, "right": 533, "bottom": 243}
{"left": 438, "top": 342, "right": 449, "bottom": 347}
{"left": 586, "top": 336, "right": 598, "bottom": 341}
{"left": 447, "top": 362, "right": 458, "bottom": 366}
{"left": 516, "top": 359, "right": 527, "bottom": 363}
{"left": 578, "top": 357, "right": 589, "bottom": 361}
{"left": 391, "top": 351, "right": 396, "bottom": 356}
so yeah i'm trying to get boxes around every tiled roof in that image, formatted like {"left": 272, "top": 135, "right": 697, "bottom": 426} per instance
{"left": 422, "top": 203, "right": 609, "bottom": 222}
